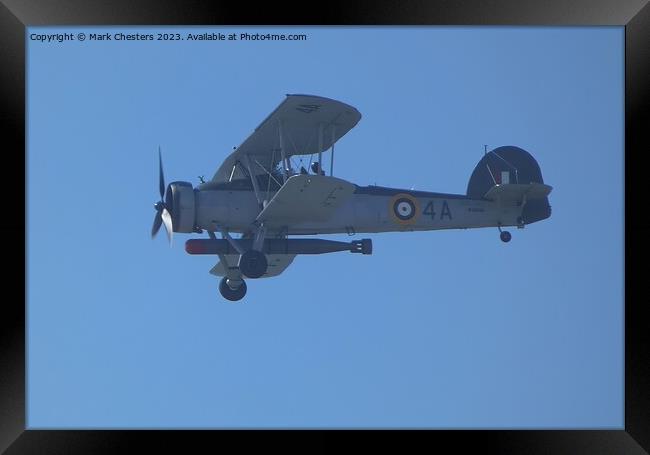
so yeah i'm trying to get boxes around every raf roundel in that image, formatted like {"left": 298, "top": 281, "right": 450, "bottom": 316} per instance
{"left": 390, "top": 193, "right": 420, "bottom": 225}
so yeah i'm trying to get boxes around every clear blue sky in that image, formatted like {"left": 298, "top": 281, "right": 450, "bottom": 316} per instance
{"left": 27, "top": 26, "right": 623, "bottom": 428}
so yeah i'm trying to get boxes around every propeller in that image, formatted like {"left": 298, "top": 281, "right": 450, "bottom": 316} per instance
{"left": 151, "top": 147, "right": 173, "bottom": 245}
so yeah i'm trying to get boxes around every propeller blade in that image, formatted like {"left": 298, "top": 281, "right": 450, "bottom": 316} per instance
{"left": 161, "top": 207, "right": 173, "bottom": 245}
{"left": 151, "top": 210, "right": 163, "bottom": 238}
{"left": 158, "top": 146, "right": 166, "bottom": 200}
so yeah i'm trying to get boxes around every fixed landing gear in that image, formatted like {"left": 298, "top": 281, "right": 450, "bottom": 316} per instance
{"left": 219, "top": 277, "right": 247, "bottom": 301}
{"left": 498, "top": 224, "right": 512, "bottom": 243}
{"left": 238, "top": 250, "right": 268, "bottom": 278}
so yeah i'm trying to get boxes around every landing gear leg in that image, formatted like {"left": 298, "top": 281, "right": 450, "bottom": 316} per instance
{"left": 219, "top": 277, "right": 247, "bottom": 301}
{"left": 498, "top": 224, "right": 512, "bottom": 243}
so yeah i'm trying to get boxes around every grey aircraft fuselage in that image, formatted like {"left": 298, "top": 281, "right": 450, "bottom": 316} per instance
{"left": 154, "top": 143, "right": 552, "bottom": 301}
{"left": 193, "top": 183, "right": 521, "bottom": 236}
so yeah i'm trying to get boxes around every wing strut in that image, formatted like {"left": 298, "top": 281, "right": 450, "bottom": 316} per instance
{"left": 330, "top": 125, "right": 336, "bottom": 176}
{"left": 208, "top": 230, "right": 242, "bottom": 281}
{"left": 253, "top": 224, "right": 267, "bottom": 251}
{"left": 318, "top": 123, "right": 324, "bottom": 175}
{"left": 278, "top": 119, "right": 288, "bottom": 182}
{"left": 218, "top": 228, "right": 245, "bottom": 255}
{"left": 241, "top": 154, "right": 263, "bottom": 209}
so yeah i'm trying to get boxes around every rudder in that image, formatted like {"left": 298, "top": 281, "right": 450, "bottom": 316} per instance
{"left": 467, "top": 146, "right": 551, "bottom": 224}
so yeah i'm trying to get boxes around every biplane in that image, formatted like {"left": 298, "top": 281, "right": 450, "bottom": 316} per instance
{"left": 152, "top": 94, "right": 552, "bottom": 301}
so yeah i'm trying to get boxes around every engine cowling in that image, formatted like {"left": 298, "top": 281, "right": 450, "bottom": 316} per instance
{"left": 165, "top": 181, "right": 196, "bottom": 233}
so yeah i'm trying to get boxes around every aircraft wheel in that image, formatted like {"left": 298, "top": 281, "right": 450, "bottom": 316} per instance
{"left": 239, "top": 250, "right": 268, "bottom": 278}
{"left": 500, "top": 231, "right": 512, "bottom": 243}
{"left": 219, "top": 277, "right": 247, "bottom": 301}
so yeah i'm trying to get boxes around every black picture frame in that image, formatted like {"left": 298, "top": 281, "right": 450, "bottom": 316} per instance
{"left": 4, "top": 1, "right": 648, "bottom": 453}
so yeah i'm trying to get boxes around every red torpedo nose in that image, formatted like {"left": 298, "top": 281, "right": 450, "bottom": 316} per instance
{"left": 185, "top": 239, "right": 207, "bottom": 255}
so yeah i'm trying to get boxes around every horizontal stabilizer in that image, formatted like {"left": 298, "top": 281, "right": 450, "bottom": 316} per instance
{"left": 256, "top": 174, "right": 355, "bottom": 227}
{"left": 484, "top": 183, "right": 552, "bottom": 204}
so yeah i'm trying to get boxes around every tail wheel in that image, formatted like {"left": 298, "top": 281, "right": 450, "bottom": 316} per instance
{"left": 500, "top": 231, "right": 512, "bottom": 243}
{"left": 219, "top": 277, "right": 247, "bottom": 301}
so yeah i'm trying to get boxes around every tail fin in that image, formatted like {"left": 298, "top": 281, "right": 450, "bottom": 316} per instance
{"left": 467, "top": 146, "right": 552, "bottom": 224}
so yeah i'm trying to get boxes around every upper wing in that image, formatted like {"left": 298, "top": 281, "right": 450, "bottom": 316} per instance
{"left": 212, "top": 94, "right": 361, "bottom": 183}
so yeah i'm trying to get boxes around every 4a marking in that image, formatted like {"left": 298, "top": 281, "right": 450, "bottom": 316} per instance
{"left": 423, "top": 200, "right": 452, "bottom": 220}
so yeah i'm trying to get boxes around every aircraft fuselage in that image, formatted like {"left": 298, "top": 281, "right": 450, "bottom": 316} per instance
{"left": 194, "top": 185, "right": 524, "bottom": 235}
